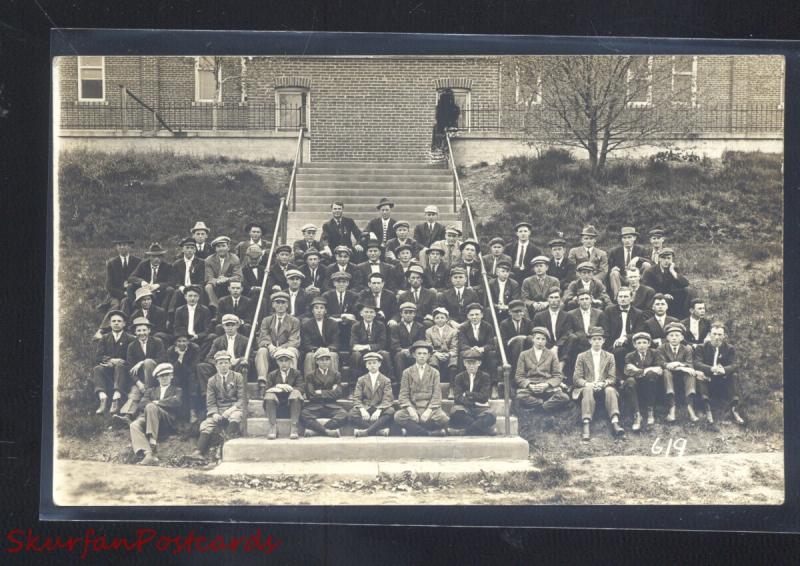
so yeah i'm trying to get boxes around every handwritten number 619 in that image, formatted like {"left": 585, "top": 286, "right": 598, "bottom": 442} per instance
{"left": 651, "top": 436, "right": 687, "bottom": 457}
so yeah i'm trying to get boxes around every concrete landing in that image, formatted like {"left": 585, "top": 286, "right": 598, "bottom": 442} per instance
{"left": 245, "top": 416, "right": 518, "bottom": 437}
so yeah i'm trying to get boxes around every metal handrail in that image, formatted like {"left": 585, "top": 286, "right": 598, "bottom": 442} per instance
{"left": 445, "top": 130, "right": 465, "bottom": 213}
{"left": 285, "top": 128, "right": 304, "bottom": 212}
{"left": 445, "top": 131, "right": 513, "bottom": 437}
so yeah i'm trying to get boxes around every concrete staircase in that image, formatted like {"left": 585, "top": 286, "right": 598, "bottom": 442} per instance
{"left": 286, "top": 162, "right": 462, "bottom": 241}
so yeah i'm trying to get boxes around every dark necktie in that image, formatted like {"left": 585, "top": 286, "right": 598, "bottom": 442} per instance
{"left": 624, "top": 248, "right": 630, "bottom": 267}
{"left": 366, "top": 324, "right": 371, "bottom": 342}
{"left": 413, "top": 289, "right": 419, "bottom": 304}
{"left": 233, "top": 298, "right": 238, "bottom": 310}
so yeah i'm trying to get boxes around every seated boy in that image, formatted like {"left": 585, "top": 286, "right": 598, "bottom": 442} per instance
{"left": 514, "top": 327, "right": 570, "bottom": 413}
{"left": 448, "top": 351, "right": 496, "bottom": 436}
{"left": 350, "top": 352, "right": 395, "bottom": 437}
{"left": 623, "top": 332, "right": 663, "bottom": 431}
{"left": 262, "top": 348, "right": 304, "bottom": 440}
{"left": 394, "top": 341, "right": 449, "bottom": 436}
{"left": 300, "top": 348, "right": 348, "bottom": 438}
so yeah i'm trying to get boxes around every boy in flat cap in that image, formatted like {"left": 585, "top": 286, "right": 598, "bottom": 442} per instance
{"left": 322, "top": 271, "right": 359, "bottom": 351}
{"left": 623, "top": 332, "right": 662, "bottom": 431}
{"left": 350, "top": 352, "right": 395, "bottom": 437}
{"left": 358, "top": 272, "right": 398, "bottom": 325}
{"left": 506, "top": 221, "right": 542, "bottom": 283}
{"left": 437, "top": 267, "right": 480, "bottom": 326}
{"left": 198, "top": 314, "right": 250, "bottom": 400}
{"left": 300, "top": 348, "right": 348, "bottom": 438}
{"left": 568, "top": 225, "right": 609, "bottom": 283}
{"left": 204, "top": 236, "right": 243, "bottom": 312}
{"left": 283, "top": 269, "right": 312, "bottom": 319}
{"left": 608, "top": 227, "right": 648, "bottom": 299}
{"left": 693, "top": 322, "right": 744, "bottom": 425}
{"left": 214, "top": 277, "right": 253, "bottom": 335}
{"left": 255, "top": 292, "right": 301, "bottom": 395}
{"left": 414, "top": 205, "right": 447, "bottom": 251}
{"left": 300, "top": 296, "right": 341, "bottom": 376}
{"left": 397, "top": 265, "right": 438, "bottom": 326}
{"left": 547, "top": 237, "right": 576, "bottom": 290}
{"left": 299, "top": 248, "right": 326, "bottom": 293}
{"left": 499, "top": 300, "right": 533, "bottom": 378}
{"left": 449, "top": 350, "right": 497, "bottom": 435}
{"left": 191, "top": 350, "right": 246, "bottom": 459}
{"left": 439, "top": 225, "right": 463, "bottom": 268}
{"left": 573, "top": 327, "right": 624, "bottom": 441}
{"left": 522, "top": 256, "right": 562, "bottom": 316}
{"left": 385, "top": 221, "right": 421, "bottom": 263}
{"left": 294, "top": 224, "right": 331, "bottom": 266}
{"left": 658, "top": 322, "right": 704, "bottom": 423}
{"left": 323, "top": 246, "right": 361, "bottom": 292}
{"left": 92, "top": 310, "right": 134, "bottom": 414}
{"left": 172, "top": 285, "right": 216, "bottom": 359}
{"left": 514, "top": 327, "right": 570, "bottom": 413}
{"left": 390, "top": 302, "right": 427, "bottom": 382}
{"left": 453, "top": 239, "right": 483, "bottom": 290}
{"left": 366, "top": 198, "right": 398, "bottom": 248}
{"left": 190, "top": 221, "right": 213, "bottom": 260}
{"left": 426, "top": 307, "right": 459, "bottom": 386}
{"left": 394, "top": 341, "right": 449, "bottom": 436}
{"left": 356, "top": 240, "right": 396, "bottom": 292}
{"left": 349, "top": 303, "right": 392, "bottom": 384}
{"left": 125, "top": 362, "right": 183, "bottom": 466}
{"left": 263, "top": 348, "right": 304, "bottom": 439}
{"left": 127, "top": 242, "right": 175, "bottom": 310}
{"left": 563, "top": 262, "right": 611, "bottom": 311}
{"left": 423, "top": 242, "right": 449, "bottom": 291}
{"left": 121, "top": 316, "right": 167, "bottom": 415}
{"left": 167, "top": 237, "right": 206, "bottom": 317}
{"left": 482, "top": 237, "right": 512, "bottom": 279}
{"left": 235, "top": 222, "right": 269, "bottom": 262}
{"left": 458, "top": 303, "right": 499, "bottom": 398}
{"left": 265, "top": 244, "right": 296, "bottom": 292}
{"left": 486, "top": 260, "right": 520, "bottom": 322}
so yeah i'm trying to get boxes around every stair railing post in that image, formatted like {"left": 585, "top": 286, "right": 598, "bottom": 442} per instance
{"left": 120, "top": 85, "right": 127, "bottom": 133}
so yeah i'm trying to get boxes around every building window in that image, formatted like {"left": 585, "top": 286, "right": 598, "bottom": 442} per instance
{"left": 626, "top": 56, "right": 653, "bottom": 107}
{"left": 275, "top": 88, "right": 308, "bottom": 130}
{"left": 78, "top": 56, "right": 104, "bottom": 101}
{"left": 671, "top": 55, "right": 698, "bottom": 106}
{"left": 438, "top": 88, "right": 471, "bottom": 130}
{"left": 195, "top": 56, "right": 220, "bottom": 102}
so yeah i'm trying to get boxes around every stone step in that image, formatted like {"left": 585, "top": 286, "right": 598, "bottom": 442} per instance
{"left": 302, "top": 162, "right": 446, "bottom": 169}
{"left": 209, "top": 460, "right": 534, "bottom": 478}
{"left": 246, "top": 398, "right": 513, "bottom": 417}
{"left": 296, "top": 180, "right": 453, "bottom": 190}
{"left": 286, "top": 212, "right": 462, "bottom": 221}
{"left": 245, "top": 416, "right": 517, "bottom": 437}
{"left": 297, "top": 188, "right": 456, "bottom": 198}
{"left": 297, "top": 173, "right": 453, "bottom": 183}
{"left": 247, "top": 381, "right": 465, "bottom": 399}
{"left": 297, "top": 169, "right": 452, "bottom": 178}
{"left": 222, "top": 436, "right": 530, "bottom": 462}
{"left": 296, "top": 195, "right": 453, "bottom": 205}
{"left": 294, "top": 204, "right": 454, "bottom": 214}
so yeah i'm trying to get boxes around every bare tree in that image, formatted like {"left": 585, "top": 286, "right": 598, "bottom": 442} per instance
{"left": 511, "top": 55, "right": 693, "bottom": 176}
{"left": 195, "top": 56, "right": 249, "bottom": 129}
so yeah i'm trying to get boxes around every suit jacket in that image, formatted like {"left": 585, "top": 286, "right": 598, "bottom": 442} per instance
{"left": 452, "top": 259, "right": 483, "bottom": 289}
{"left": 440, "top": 240, "right": 462, "bottom": 267}
{"left": 437, "top": 287, "right": 480, "bottom": 323}
{"left": 608, "top": 244, "right": 649, "bottom": 274}
{"left": 266, "top": 262, "right": 297, "bottom": 292}
{"left": 264, "top": 367, "right": 304, "bottom": 393}
{"left": 390, "top": 263, "right": 415, "bottom": 292}
{"left": 173, "top": 304, "right": 214, "bottom": 340}
{"left": 282, "top": 288, "right": 313, "bottom": 319}
{"left": 457, "top": 321, "right": 497, "bottom": 355}
{"left": 130, "top": 306, "right": 168, "bottom": 334}
{"left": 135, "top": 384, "right": 183, "bottom": 420}
{"left": 693, "top": 341, "right": 739, "bottom": 375}
{"left": 206, "top": 333, "right": 249, "bottom": 364}
{"left": 532, "top": 309, "right": 575, "bottom": 349}
{"left": 241, "top": 262, "right": 267, "bottom": 296}
{"left": 386, "top": 237, "right": 422, "bottom": 260}
{"left": 293, "top": 239, "right": 326, "bottom": 265}
{"left": 481, "top": 253, "right": 514, "bottom": 278}
{"left": 256, "top": 314, "right": 301, "bottom": 350}
{"left": 563, "top": 278, "right": 611, "bottom": 309}
{"left": 106, "top": 255, "right": 141, "bottom": 300}
{"left": 547, "top": 257, "right": 576, "bottom": 290}
{"left": 623, "top": 349, "right": 662, "bottom": 378}
{"left": 452, "top": 369, "right": 491, "bottom": 408}
{"left": 206, "top": 371, "right": 245, "bottom": 415}
{"left": 414, "top": 222, "right": 447, "bottom": 249}
{"left": 166, "top": 343, "right": 200, "bottom": 385}
{"left": 356, "top": 261, "right": 397, "bottom": 290}
{"left": 499, "top": 317, "right": 533, "bottom": 348}
{"left": 641, "top": 265, "right": 690, "bottom": 295}
{"left": 300, "top": 317, "right": 340, "bottom": 354}
{"left": 128, "top": 260, "right": 174, "bottom": 289}
{"left": 170, "top": 256, "right": 205, "bottom": 288}
{"left": 398, "top": 364, "right": 442, "bottom": 410}
{"left": 299, "top": 264, "right": 326, "bottom": 291}
{"left": 321, "top": 216, "right": 363, "bottom": 250}
{"left": 94, "top": 331, "right": 135, "bottom": 364}
{"left": 521, "top": 274, "right": 562, "bottom": 304}
{"left": 323, "top": 262, "right": 361, "bottom": 292}
{"left": 642, "top": 315, "right": 680, "bottom": 346}
{"left": 487, "top": 277, "right": 521, "bottom": 308}
{"left": 630, "top": 284, "right": 656, "bottom": 317}
{"left": 572, "top": 349, "right": 616, "bottom": 395}
{"left": 397, "top": 287, "right": 438, "bottom": 322}
{"left": 304, "top": 369, "right": 345, "bottom": 407}
{"left": 126, "top": 337, "right": 166, "bottom": 366}
{"left": 515, "top": 347, "right": 563, "bottom": 390}
{"left": 322, "top": 289, "right": 359, "bottom": 318}
{"left": 656, "top": 342, "right": 695, "bottom": 370}
{"left": 681, "top": 316, "right": 711, "bottom": 346}
{"left": 357, "top": 289, "right": 398, "bottom": 323}
{"left": 567, "top": 246, "right": 609, "bottom": 280}
{"left": 598, "top": 305, "right": 646, "bottom": 344}
{"left": 235, "top": 239, "right": 269, "bottom": 262}
{"left": 505, "top": 240, "right": 542, "bottom": 274}
{"left": 204, "top": 254, "right": 243, "bottom": 284}
{"left": 366, "top": 217, "right": 398, "bottom": 245}
{"left": 193, "top": 242, "right": 213, "bottom": 261}
{"left": 568, "top": 307, "right": 603, "bottom": 337}
{"left": 423, "top": 262, "right": 449, "bottom": 291}
{"left": 426, "top": 324, "right": 459, "bottom": 361}
{"left": 352, "top": 372, "right": 394, "bottom": 411}
{"left": 216, "top": 295, "right": 253, "bottom": 324}
{"left": 349, "top": 320, "right": 389, "bottom": 352}
{"left": 389, "top": 321, "right": 427, "bottom": 353}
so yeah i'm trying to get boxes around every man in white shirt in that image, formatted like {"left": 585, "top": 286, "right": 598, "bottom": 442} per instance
{"left": 572, "top": 327, "right": 623, "bottom": 441}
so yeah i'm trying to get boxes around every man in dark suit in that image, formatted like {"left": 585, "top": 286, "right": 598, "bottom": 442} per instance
{"left": 300, "top": 349, "right": 349, "bottom": 438}
{"left": 129, "top": 287, "right": 170, "bottom": 345}
{"left": 300, "top": 297, "right": 341, "bottom": 376}
{"left": 532, "top": 286, "right": 574, "bottom": 365}
{"left": 165, "top": 329, "right": 201, "bottom": 421}
{"left": 641, "top": 248, "right": 692, "bottom": 318}
{"left": 547, "top": 237, "right": 576, "bottom": 291}
{"left": 486, "top": 260, "right": 520, "bottom": 322}
{"left": 608, "top": 227, "right": 649, "bottom": 299}
{"left": 261, "top": 349, "right": 304, "bottom": 440}
{"left": 204, "top": 236, "right": 243, "bottom": 311}
{"left": 389, "top": 302, "right": 427, "bottom": 383}
{"left": 499, "top": 300, "right": 533, "bottom": 377}
{"left": 397, "top": 265, "right": 437, "bottom": 326}
{"left": 627, "top": 267, "right": 656, "bottom": 318}
{"left": 299, "top": 248, "right": 326, "bottom": 294}
{"left": 682, "top": 298, "right": 711, "bottom": 348}
{"left": 322, "top": 272, "right": 359, "bottom": 352}
{"left": 623, "top": 332, "right": 663, "bottom": 431}
{"left": 482, "top": 237, "right": 513, "bottom": 279}
{"left": 214, "top": 277, "right": 253, "bottom": 335}
{"left": 693, "top": 322, "right": 744, "bottom": 425}
{"left": 350, "top": 352, "right": 395, "bottom": 437}
{"left": 265, "top": 244, "right": 296, "bottom": 293}
{"left": 172, "top": 285, "right": 216, "bottom": 360}
{"left": 385, "top": 222, "right": 422, "bottom": 263}
{"left": 423, "top": 243, "right": 449, "bottom": 291}
{"left": 438, "top": 267, "right": 480, "bottom": 325}
{"left": 235, "top": 222, "right": 269, "bottom": 262}
{"left": 103, "top": 237, "right": 140, "bottom": 314}
{"left": 120, "top": 317, "right": 167, "bottom": 416}
{"left": 454, "top": 239, "right": 484, "bottom": 290}
{"left": 642, "top": 293, "right": 680, "bottom": 348}
{"left": 168, "top": 237, "right": 206, "bottom": 316}
{"left": 365, "top": 198, "right": 398, "bottom": 248}
{"left": 448, "top": 351, "right": 496, "bottom": 435}
{"left": 564, "top": 289, "right": 604, "bottom": 379}
{"left": 92, "top": 310, "right": 135, "bottom": 414}
{"left": 598, "top": 287, "right": 647, "bottom": 380}
{"left": 657, "top": 322, "right": 703, "bottom": 423}
{"left": 413, "top": 205, "right": 447, "bottom": 251}
{"left": 293, "top": 224, "right": 331, "bottom": 266}
{"left": 505, "top": 221, "right": 542, "bottom": 283}
{"left": 198, "top": 315, "right": 251, "bottom": 400}
{"left": 283, "top": 269, "right": 313, "bottom": 320}
{"left": 356, "top": 240, "right": 396, "bottom": 291}
{"left": 357, "top": 272, "right": 398, "bottom": 326}
{"left": 127, "top": 242, "right": 175, "bottom": 309}
{"left": 349, "top": 303, "right": 392, "bottom": 380}
{"left": 321, "top": 201, "right": 364, "bottom": 256}
{"left": 240, "top": 244, "right": 267, "bottom": 299}
{"left": 458, "top": 303, "right": 499, "bottom": 397}
{"left": 563, "top": 262, "right": 612, "bottom": 311}
{"left": 190, "top": 221, "right": 213, "bottom": 260}
{"left": 323, "top": 246, "right": 361, "bottom": 292}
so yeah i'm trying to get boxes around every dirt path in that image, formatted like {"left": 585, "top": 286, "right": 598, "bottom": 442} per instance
{"left": 53, "top": 451, "right": 783, "bottom": 507}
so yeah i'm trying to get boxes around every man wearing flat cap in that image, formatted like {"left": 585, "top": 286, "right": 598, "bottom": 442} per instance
{"left": 350, "top": 303, "right": 392, "bottom": 385}
{"left": 322, "top": 271, "right": 359, "bottom": 351}
{"left": 522, "top": 256, "right": 561, "bottom": 316}
{"left": 449, "top": 350, "right": 497, "bottom": 436}
{"left": 482, "top": 237, "right": 512, "bottom": 279}
{"left": 414, "top": 205, "right": 447, "bottom": 251}
{"left": 241, "top": 244, "right": 267, "bottom": 299}
{"left": 92, "top": 310, "right": 134, "bottom": 415}
{"left": 458, "top": 303, "right": 500, "bottom": 398}
{"left": 300, "top": 348, "right": 349, "bottom": 438}
{"left": 214, "top": 277, "right": 253, "bottom": 335}
{"left": 439, "top": 225, "right": 463, "bottom": 267}
{"left": 266, "top": 244, "right": 297, "bottom": 293}
{"left": 204, "top": 236, "right": 243, "bottom": 312}
{"left": 168, "top": 237, "right": 206, "bottom": 317}
{"left": 294, "top": 224, "right": 331, "bottom": 266}
{"left": 568, "top": 225, "right": 609, "bottom": 283}
{"left": 514, "top": 327, "right": 570, "bottom": 413}
{"left": 499, "top": 300, "right": 533, "bottom": 378}
{"left": 356, "top": 240, "right": 396, "bottom": 292}
{"left": 321, "top": 201, "right": 364, "bottom": 257}
{"left": 350, "top": 352, "right": 396, "bottom": 437}
{"left": 641, "top": 248, "right": 693, "bottom": 319}
{"left": 283, "top": 268, "right": 312, "bottom": 319}
{"left": 426, "top": 307, "right": 459, "bottom": 386}
{"left": 563, "top": 262, "right": 611, "bottom": 311}
{"left": 397, "top": 265, "right": 438, "bottom": 326}
{"left": 624, "top": 332, "right": 663, "bottom": 431}
{"left": 385, "top": 221, "right": 421, "bottom": 264}
{"left": 394, "top": 341, "right": 449, "bottom": 436}
{"left": 453, "top": 239, "right": 483, "bottom": 290}
{"left": 255, "top": 291, "right": 301, "bottom": 395}
{"left": 646, "top": 228, "right": 667, "bottom": 266}
{"left": 198, "top": 314, "right": 250, "bottom": 406}
{"left": 358, "top": 272, "right": 398, "bottom": 326}
{"left": 127, "top": 242, "right": 175, "bottom": 310}
{"left": 547, "top": 237, "right": 576, "bottom": 290}
{"left": 190, "top": 221, "right": 213, "bottom": 260}
{"left": 323, "top": 245, "right": 361, "bottom": 292}
{"left": 657, "top": 322, "right": 703, "bottom": 423}
{"left": 423, "top": 242, "right": 449, "bottom": 291}
{"left": 299, "top": 248, "right": 326, "bottom": 293}
{"left": 486, "top": 260, "right": 520, "bottom": 323}
{"left": 389, "top": 244, "right": 417, "bottom": 291}
{"left": 505, "top": 221, "right": 542, "bottom": 283}
{"left": 366, "top": 198, "right": 398, "bottom": 248}
{"left": 390, "top": 302, "right": 427, "bottom": 383}
{"left": 438, "top": 267, "right": 480, "bottom": 325}
{"left": 102, "top": 236, "right": 140, "bottom": 316}
{"left": 608, "top": 227, "right": 648, "bottom": 299}
{"left": 262, "top": 348, "right": 304, "bottom": 440}
{"left": 124, "top": 362, "right": 183, "bottom": 466}
{"left": 191, "top": 350, "right": 246, "bottom": 460}
{"left": 235, "top": 222, "right": 269, "bottom": 262}
{"left": 300, "top": 296, "right": 341, "bottom": 376}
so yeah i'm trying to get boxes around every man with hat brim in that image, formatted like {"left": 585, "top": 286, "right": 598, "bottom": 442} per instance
{"left": 448, "top": 350, "right": 497, "bottom": 436}
{"left": 127, "top": 242, "right": 175, "bottom": 310}
{"left": 422, "top": 241, "right": 449, "bottom": 290}
{"left": 123, "top": 362, "right": 183, "bottom": 466}
{"left": 440, "top": 225, "right": 463, "bottom": 268}
{"left": 349, "top": 302, "right": 392, "bottom": 386}
{"left": 482, "top": 237, "right": 512, "bottom": 278}
{"left": 437, "top": 267, "right": 480, "bottom": 327}
{"left": 92, "top": 310, "right": 135, "bottom": 415}
{"left": 351, "top": 352, "right": 396, "bottom": 437}
{"left": 646, "top": 228, "right": 666, "bottom": 265}
{"left": 522, "top": 256, "right": 562, "bottom": 316}
{"left": 487, "top": 259, "right": 520, "bottom": 323}
{"left": 358, "top": 272, "right": 398, "bottom": 326}
{"left": 458, "top": 303, "right": 500, "bottom": 399}
{"left": 294, "top": 224, "right": 331, "bottom": 266}
{"left": 563, "top": 262, "right": 611, "bottom": 311}
{"left": 397, "top": 264, "right": 438, "bottom": 327}
{"left": 262, "top": 348, "right": 304, "bottom": 439}
{"left": 299, "top": 247, "right": 326, "bottom": 293}
{"left": 190, "top": 350, "right": 246, "bottom": 460}
{"left": 321, "top": 270, "right": 359, "bottom": 352}
{"left": 693, "top": 321, "right": 745, "bottom": 426}
{"left": 118, "top": 316, "right": 167, "bottom": 418}
{"left": 213, "top": 276, "right": 253, "bottom": 336}
{"left": 300, "top": 296, "right": 341, "bottom": 376}
{"left": 642, "top": 293, "right": 681, "bottom": 349}
{"left": 389, "top": 302, "right": 427, "bottom": 383}
{"left": 572, "top": 327, "right": 624, "bottom": 441}
{"left": 204, "top": 235, "right": 243, "bottom": 312}
{"left": 608, "top": 227, "right": 649, "bottom": 299}
{"left": 426, "top": 307, "right": 459, "bottom": 387}
{"left": 505, "top": 221, "right": 542, "bottom": 284}
{"left": 266, "top": 244, "right": 297, "bottom": 293}
{"left": 624, "top": 332, "right": 663, "bottom": 431}
{"left": 172, "top": 284, "right": 216, "bottom": 359}
{"left": 130, "top": 287, "right": 170, "bottom": 346}
{"left": 190, "top": 221, "right": 213, "bottom": 260}
{"left": 321, "top": 201, "right": 364, "bottom": 259}
{"left": 385, "top": 221, "right": 421, "bottom": 265}
{"left": 356, "top": 241, "right": 396, "bottom": 293}
{"left": 236, "top": 222, "right": 269, "bottom": 262}
{"left": 323, "top": 245, "right": 361, "bottom": 292}
{"left": 165, "top": 326, "right": 201, "bottom": 422}
{"left": 546, "top": 237, "right": 576, "bottom": 290}
{"left": 300, "top": 348, "right": 349, "bottom": 438}
{"left": 197, "top": 314, "right": 250, "bottom": 417}
{"left": 514, "top": 326, "right": 571, "bottom": 414}
{"left": 101, "top": 236, "right": 141, "bottom": 319}
{"left": 568, "top": 225, "right": 609, "bottom": 284}
{"left": 414, "top": 205, "right": 447, "bottom": 250}
{"left": 394, "top": 341, "right": 449, "bottom": 436}
{"left": 564, "top": 288, "right": 604, "bottom": 377}
{"left": 365, "top": 198, "right": 397, "bottom": 248}
{"left": 641, "top": 248, "right": 694, "bottom": 319}
{"left": 453, "top": 239, "right": 483, "bottom": 289}
{"left": 167, "top": 237, "right": 206, "bottom": 317}
{"left": 499, "top": 300, "right": 534, "bottom": 379}
{"left": 255, "top": 291, "right": 301, "bottom": 396}
{"left": 241, "top": 244, "right": 267, "bottom": 299}
{"left": 658, "top": 321, "right": 704, "bottom": 423}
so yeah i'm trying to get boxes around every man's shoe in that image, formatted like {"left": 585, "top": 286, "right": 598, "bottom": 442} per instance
{"left": 706, "top": 410, "right": 715, "bottom": 424}
{"left": 611, "top": 421, "right": 625, "bottom": 437}
{"left": 354, "top": 429, "right": 368, "bottom": 438}
{"left": 378, "top": 428, "right": 390, "bottom": 437}
{"left": 257, "top": 382, "right": 267, "bottom": 398}
{"left": 189, "top": 409, "right": 199, "bottom": 424}
{"left": 731, "top": 407, "right": 745, "bottom": 425}
{"left": 666, "top": 405, "right": 676, "bottom": 422}
{"left": 646, "top": 408, "right": 655, "bottom": 426}
{"left": 490, "top": 386, "right": 499, "bottom": 400}
{"left": 289, "top": 425, "right": 299, "bottom": 440}
{"left": 111, "top": 414, "right": 131, "bottom": 429}
{"left": 325, "top": 429, "right": 340, "bottom": 438}
{"left": 429, "top": 429, "right": 447, "bottom": 437}
{"left": 632, "top": 413, "right": 642, "bottom": 432}
{"left": 447, "top": 427, "right": 465, "bottom": 436}
{"left": 687, "top": 404, "right": 699, "bottom": 422}
{"left": 109, "top": 400, "right": 120, "bottom": 414}
{"left": 187, "top": 449, "right": 206, "bottom": 461}
{"left": 303, "top": 429, "right": 316, "bottom": 438}
{"left": 139, "top": 453, "right": 159, "bottom": 466}
{"left": 266, "top": 423, "right": 277, "bottom": 440}
{"left": 581, "top": 421, "right": 591, "bottom": 442}
{"left": 95, "top": 397, "right": 107, "bottom": 415}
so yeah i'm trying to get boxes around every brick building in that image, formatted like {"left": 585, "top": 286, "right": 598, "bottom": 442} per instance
{"left": 56, "top": 55, "right": 784, "bottom": 162}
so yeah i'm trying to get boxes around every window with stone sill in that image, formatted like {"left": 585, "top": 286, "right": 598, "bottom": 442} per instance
{"left": 78, "top": 56, "right": 105, "bottom": 101}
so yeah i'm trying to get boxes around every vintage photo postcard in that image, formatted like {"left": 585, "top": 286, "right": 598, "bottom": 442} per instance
{"left": 49, "top": 36, "right": 784, "bottom": 510}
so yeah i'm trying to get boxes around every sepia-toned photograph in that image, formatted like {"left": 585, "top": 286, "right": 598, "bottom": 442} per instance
{"left": 51, "top": 49, "right": 784, "bottom": 507}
